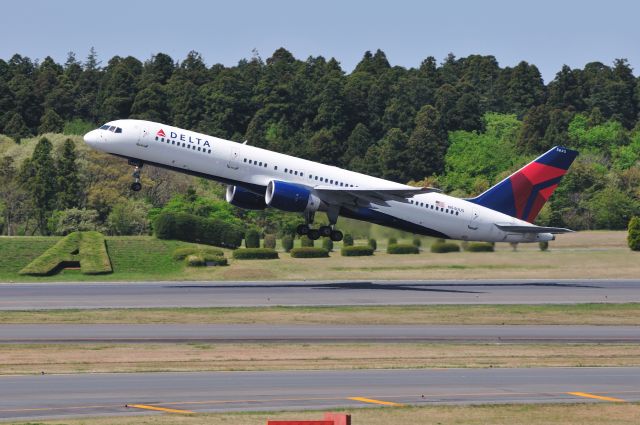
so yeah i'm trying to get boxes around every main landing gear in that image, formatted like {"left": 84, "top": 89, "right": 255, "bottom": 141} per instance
{"left": 128, "top": 159, "right": 143, "bottom": 192}
{"left": 295, "top": 210, "right": 344, "bottom": 242}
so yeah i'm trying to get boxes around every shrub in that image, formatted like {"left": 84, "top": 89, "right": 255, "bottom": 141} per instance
{"left": 232, "top": 248, "right": 279, "bottom": 259}
{"left": 185, "top": 255, "right": 205, "bottom": 267}
{"left": 387, "top": 244, "right": 420, "bottom": 254}
{"left": 282, "top": 235, "right": 294, "bottom": 252}
{"left": 290, "top": 247, "right": 329, "bottom": 258}
{"left": 430, "top": 241, "right": 461, "bottom": 253}
{"left": 368, "top": 238, "right": 377, "bottom": 251}
{"left": 388, "top": 237, "right": 397, "bottom": 246}
{"left": 300, "top": 235, "right": 314, "bottom": 247}
{"left": 628, "top": 216, "right": 640, "bottom": 251}
{"left": 154, "top": 211, "right": 243, "bottom": 248}
{"left": 203, "top": 254, "right": 228, "bottom": 266}
{"left": 341, "top": 245, "right": 374, "bottom": 256}
{"left": 343, "top": 234, "right": 354, "bottom": 246}
{"left": 322, "top": 238, "right": 334, "bottom": 251}
{"left": 539, "top": 241, "right": 549, "bottom": 251}
{"left": 461, "top": 241, "right": 469, "bottom": 251}
{"left": 465, "top": 242, "right": 495, "bottom": 252}
{"left": 263, "top": 234, "right": 277, "bottom": 249}
{"left": 245, "top": 229, "right": 260, "bottom": 248}
{"left": 412, "top": 237, "right": 421, "bottom": 247}
{"left": 172, "top": 246, "right": 224, "bottom": 261}
{"left": 509, "top": 242, "right": 518, "bottom": 251}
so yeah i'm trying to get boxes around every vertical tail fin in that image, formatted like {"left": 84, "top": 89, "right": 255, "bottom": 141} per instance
{"left": 468, "top": 146, "right": 578, "bottom": 222}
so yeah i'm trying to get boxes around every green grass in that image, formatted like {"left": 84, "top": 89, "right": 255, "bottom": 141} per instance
{"left": 2, "top": 303, "right": 640, "bottom": 325}
{"left": 0, "top": 236, "right": 219, "bottom": 282}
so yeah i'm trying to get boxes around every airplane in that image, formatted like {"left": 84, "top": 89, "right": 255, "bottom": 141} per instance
{"left": 84, "top": 120, "right": 578, "bottom": 243}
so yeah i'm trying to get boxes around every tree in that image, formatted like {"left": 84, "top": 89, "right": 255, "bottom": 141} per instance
{"left": 628, "top": 216, "right": 640, "bottom": 251}
{"left": 21, "top": 138, "right": 57, "bottom": 234}
{"left": 106, "top": 199, "right": 150, "bottom": 235}
{"left": 406, "top": 105, "right": 448, "bottom": 179}
{"left": 378, "top": 128, "right": 409, "bottom": 182}
{"left": 49, "top": 208, "right": 101, "bottom": 235}
{"left": 343, "top": 123, "right": 372, "bottom": 168}
{"left": 56, "top": 139, "right": 81, "bottom": 209}
{"left": 0, "top": 157, "right": 27, "bottom": 235}
{"left": 3, "top": 112, "right": 29, "bottom": 142}
{"left": 38, "top": 109, "right": 63, "bottom": 134}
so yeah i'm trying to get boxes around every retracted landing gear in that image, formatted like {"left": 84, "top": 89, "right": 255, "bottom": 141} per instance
{"left": 128, "top": 159, "right": 143, "bottom": 192}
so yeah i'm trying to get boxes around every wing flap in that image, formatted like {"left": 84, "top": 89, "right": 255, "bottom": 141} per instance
{"left": 495, "top": 223, "right": 573, "bottom": 234}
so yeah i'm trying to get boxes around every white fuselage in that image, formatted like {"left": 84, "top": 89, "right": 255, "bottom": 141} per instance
{"left": 84, "top": 119, "right": 553, "bottom": 243}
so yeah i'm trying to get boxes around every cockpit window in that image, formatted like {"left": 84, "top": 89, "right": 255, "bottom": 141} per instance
{"left": 99, "top": 124, "right": 123, "bottom": 133}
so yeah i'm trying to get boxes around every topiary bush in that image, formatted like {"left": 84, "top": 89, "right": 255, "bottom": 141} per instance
{"left": 343, "top": 234, "right": 354, "bottom": 246}
{"left": 341, "top": 245, "right": 374, "bottom": 256}
{"left": 245, "top": 229, "right": 260, "bottom": 248}
{"left": 290, "top": 247, "right": 329, "bottom": 258}
{"left": 628, "top": 216, "right": 640, "bottom": 251}
{"left": 203, "top": 254, "right": 228, "bottom": 266}
{"left": 282, "top": 235, "right": 294, "bottom": 252}
{"left": 465, "top": 242, "right": 495, "bottom": 252}
{"left": 300, "top": 235, "right": 314, "bottom": 247}
{"left": 263, "top": 234, "right": 277, "bottom": 249}
{"left": 322, "top": 238, "right": 334, "bottom": 252}
{"left": 430, "top": 241, "right": 461, "bottom": 253}
{"left": 368, "top": 238, "right": 377, "bottom": 251}
{"left": 185, "top": 254, "right": 205, "bottom": 267}
{"left": 388, "top": 237, "right": 397, "bottom": 246}
{"left": 539, "top": 241, "right": 549, "bottom": 251}
{"left": 412, "top": 237, "right": 421, "bottom": 247}
{"left": 387, "top": 244, "right": 420, "bottom": 254}
{"left": 232, "top": 248, "right": 279, "bottom": 259}
{"left": 173, "top": 246, "right": 224, "bottom": 261}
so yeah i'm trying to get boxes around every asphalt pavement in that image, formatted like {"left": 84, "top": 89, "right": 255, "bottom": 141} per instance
{"left": 0, "top": 279, "right": 638, "bottom": 309}
{"left": 0, "top": 367, "right": 638, "bottom": 420}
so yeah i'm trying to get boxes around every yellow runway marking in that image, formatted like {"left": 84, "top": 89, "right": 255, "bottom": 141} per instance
{"left": 567, "top": 392, "right": 626, "bottom": 402}
{"left": 348, "top": 397, "right": 405, "bottom": 407}
{"left": 128, "top": 404, "right": 194, "bottom": 414}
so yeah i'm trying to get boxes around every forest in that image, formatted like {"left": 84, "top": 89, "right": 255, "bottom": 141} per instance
{"left": 0, "top": 48, "right": 639, "bottom": 236}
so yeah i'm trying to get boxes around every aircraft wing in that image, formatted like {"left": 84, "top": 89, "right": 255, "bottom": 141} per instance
{"left": 313, "top": 185, "right": 441, "bottom": 201}
{"left": 494, "top": 223, "right": 573, "bottom": 234}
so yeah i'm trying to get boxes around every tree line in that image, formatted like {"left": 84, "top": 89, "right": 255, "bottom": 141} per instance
{"left": 0, "top": 48, "right": 639, "bottom": 234}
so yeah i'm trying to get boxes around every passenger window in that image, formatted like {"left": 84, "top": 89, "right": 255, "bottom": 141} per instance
{"left": 244, "top": 158, "right": 247, "bottom": 162}
{"left": 294, "top": 171, "right": 298, "bottom": 175}
{"left": 274, "top": 166, "right": 278, "bottom": 170}
{"left": 198, "top": 147, "right": 201, "bottom": 151}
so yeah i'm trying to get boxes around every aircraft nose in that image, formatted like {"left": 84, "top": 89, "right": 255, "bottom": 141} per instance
{"left": 83, "top": 130, "right": 100, "bottom": 146}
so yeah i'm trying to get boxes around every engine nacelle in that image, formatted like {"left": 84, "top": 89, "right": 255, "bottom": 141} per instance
{"left": 265, "top": 180, "right": 322, "bottom": 213}
{"left": 225, "top": 185, "right": 267, "bottom": 210}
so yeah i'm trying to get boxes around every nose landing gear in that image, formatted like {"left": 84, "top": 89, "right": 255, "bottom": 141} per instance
{"left": 128, "top": 159, "right": 143, "bottom": 192}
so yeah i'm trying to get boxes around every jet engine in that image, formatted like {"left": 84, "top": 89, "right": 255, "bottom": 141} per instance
{"left": 225, "top": 185, "right": 267, "bottom": 210}
{"left": 264, "top": 180, "right": 322, "bottom": 213}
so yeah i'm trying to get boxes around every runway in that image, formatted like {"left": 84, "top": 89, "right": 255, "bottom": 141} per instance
{"left": 0, "top": 367, "right": 638, "bottom": 420}
{"left": 1, "top": 324, "right": 639, "bottom": 343}
{"left": 1, "top": 279, "right": 638, "bottom": 309}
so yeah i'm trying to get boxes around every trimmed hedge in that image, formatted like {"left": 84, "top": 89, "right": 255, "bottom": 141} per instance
{"left": 430, "top": 241, "right": 461, "bottom": 253}
{"left": 341, "top": 245, "right": 374, "bottom": 256}
{"left": 465, "top": 242, "right": 495, "bottom": 252}
{"left": 343, "top": 234, "right": 354, "bottom": 246}
{"left": 300, "top": 235, "right": 314, "bottom": 247}
{"left": 245, "top": 229, "right": 260, "bottom": 248}
{"left": 19, "top": 231, "right": 112, "bottom": 275}
{"left": 388, "top": 237, "right": 397, "bottom": 246}
{"left": 387, "top": 243, "right": 419, "bottom": 254}
{"left": 368, "top": 238, "right": 377, "bottom": 251}
{"left": 232, "top": 248, "right": 279, "bottom": 260}
{"left": 539, "top": 241, "right": 549, "bottom": 251}
{"left": 263, "top": 234, "right": 277, "bottom": 249}
{"left": 172, "top": 246, "right": 224, "bottom": 261}
{"left": 290, "top": 247, "right": 329, "bottom": 258}
{"left": 412, "top": 237, "right": 421, "bottom": 247}
{"left": 282, "top": 235, "right": 294, "bottom": 252}
{"left": 154, "top": 211, "right": 243, "bottom": 248}
{"left": 185, "top": 254, "right": 205, "bottom": 267}
{"left": 322, "top": 238, "right": 334, "bottom": 251}
{"left": 628, "top": 216, "right": 640, "bottom": 251}
{"left": 185, "top": 253, "right": 228, "bottom": 267}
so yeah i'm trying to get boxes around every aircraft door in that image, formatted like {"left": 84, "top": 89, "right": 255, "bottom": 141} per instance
{"left": 468, "top": 209, "right": 480, "bottom": 231}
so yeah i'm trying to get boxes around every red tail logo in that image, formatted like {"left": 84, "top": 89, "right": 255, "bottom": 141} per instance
{"left": 156, "top": 129, "right": 166, "bottom": 137}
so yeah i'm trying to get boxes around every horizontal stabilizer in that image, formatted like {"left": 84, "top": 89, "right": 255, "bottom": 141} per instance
{"left": 494, "top": 223, "right": 573, "bottom": 234}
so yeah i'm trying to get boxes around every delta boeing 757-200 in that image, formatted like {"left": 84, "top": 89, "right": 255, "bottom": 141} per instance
{"left": 84, "top": 120, "right": 578, "bottom": 243}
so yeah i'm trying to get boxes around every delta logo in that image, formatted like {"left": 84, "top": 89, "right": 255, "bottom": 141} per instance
{"left": 156, "top": 128, "right": 211, "bottom": 148}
